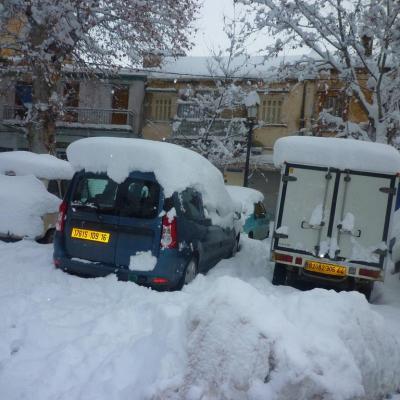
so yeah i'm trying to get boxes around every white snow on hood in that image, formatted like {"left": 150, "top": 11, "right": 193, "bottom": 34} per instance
{"left": 0, "top": 151, "right": 73, "bottom": 180}
{"left": 274, "top": 136, "right": 400, "bottom": 175}
{"left": 0, "top": 175, "right": 61, "bottom": 238}
{"left": 67, "top": 137, "right": 236, "bottom": 226}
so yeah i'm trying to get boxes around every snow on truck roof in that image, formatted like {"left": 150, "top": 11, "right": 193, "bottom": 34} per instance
{"left": 273, "top": 136, "right": 400, "bottom": 175}
{"left": 0, "top": 151, "right": 73, "bottom": 180}
{"left": 67, "top": 137, "right": 235, "bottom": 216}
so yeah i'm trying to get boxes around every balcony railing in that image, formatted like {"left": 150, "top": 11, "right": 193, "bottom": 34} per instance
{"left": 2, "top": 105, "right": 135, "bottom": 131}
{"left": 172, "top": 118, "right": 245, "bottom": 139}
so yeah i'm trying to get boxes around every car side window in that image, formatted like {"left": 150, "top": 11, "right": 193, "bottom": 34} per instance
{"left": 254, "top": 202, "right": 266, "bottom": 218}
{"left": 181, "top": 189, "right": 205, "bottom": 220}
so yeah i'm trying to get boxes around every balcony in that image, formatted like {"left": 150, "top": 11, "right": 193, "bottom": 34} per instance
{"left": 172, "top": 118, "right": 245, "bottom": 139}
{"left": 2, "top": 105, "right": 135, "bottom": 131}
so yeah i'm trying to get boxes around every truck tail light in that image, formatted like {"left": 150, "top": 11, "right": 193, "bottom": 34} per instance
{"left": 359, "top": 268, "right": 381, "bottom": 279}
{"left": 274, "top": 252, "right": 293, "bottom": 264}
{"left": 161, "top": 215, "right": 177, "bottom": 249}
{"left": 56, "top": 201, "right": 68, "bottom": 232}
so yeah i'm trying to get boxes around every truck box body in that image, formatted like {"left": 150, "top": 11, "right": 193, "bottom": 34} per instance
{"left": 271, "top": 137, "right": 400, "bottom": 294}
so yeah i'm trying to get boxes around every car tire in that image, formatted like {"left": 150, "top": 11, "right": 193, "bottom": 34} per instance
{"left": 230, "top": 233, "right": 240, "bottom": 257}
{"left": 177, "top": 258, "right": 198, "bottom": 290}
{"left": 358, "top": 281, "right": 374, "bottom": 302}
{"left": 248, "top": 231, "right": 254, "bottom": 239}
{"left": 272, "top": 263, "right": 287, "bottom": 286}
{"left": 38, "top": 228, "right": 55, "bottom": 244}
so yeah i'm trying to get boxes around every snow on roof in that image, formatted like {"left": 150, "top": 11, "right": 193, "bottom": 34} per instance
{"left": 145, "top": 55, "right": 304, "bottom": 80}
{"left": 0, "top": 175, "right": 60, "bottom": 238}
{"left": 226, "top": 185, "right": 264, "bottom": 217}
{"left": 67, "top": 137, "right": 235, "bottom": 222}
{"left": 0, "top": 151, "right": 73, "bottom": 180}
{"left": 273, "top": 136, "right": 400, "bottom": 175}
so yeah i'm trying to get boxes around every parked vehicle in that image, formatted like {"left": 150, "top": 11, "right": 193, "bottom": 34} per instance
{"left": 226, "top": 185, "right": 270, "bottom": 240}
{"left": 0, "top": 151, "right": 73, "bottom": 242}
{"left": 271, "top": 136, "right": 400, "bottom": 300}
{"left": 54, "top": 137, "right": 240, "bottom": 290}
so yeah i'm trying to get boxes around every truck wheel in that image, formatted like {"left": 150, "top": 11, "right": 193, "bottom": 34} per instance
{"left": 358, "top": 281, "right": 374, "bottom": 302}
{"left": 272, "top": 263, "right": 287, "bottom": 286}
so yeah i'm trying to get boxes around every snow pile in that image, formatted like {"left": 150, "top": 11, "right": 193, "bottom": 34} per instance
{"left": 0, "top": 151, "right": 73, "bottom": 179}
{"left": 129, "top": 251, "right": 157, "bottom": 272}
{"left": 67, "top": 137, "right": 236, "bottom": 226}
{"left": 0, "top": 175, "right": 60, "bottom": 238}
{"left": 226, "top": 185, "right": 264, "bottom": 217}
{"left": 274, "top": 136, "right": 400, "bottom": 174}
{"left": 0, "top": 238, "right": 399, "bottom": 400}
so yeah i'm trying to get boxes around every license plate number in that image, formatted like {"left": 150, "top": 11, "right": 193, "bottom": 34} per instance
{"left": 305, "top": 260, "right": 347, "bottom": 277}
{"left": 71, "top": 228, "right": 110, "bottom": 243}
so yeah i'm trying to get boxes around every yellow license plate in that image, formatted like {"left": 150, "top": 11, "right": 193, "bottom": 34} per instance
{"left": 71, "top": 228, "right": 110, "bottom": 243}
{"left": 305, "top": 260, "right": 347, "bottom": 277}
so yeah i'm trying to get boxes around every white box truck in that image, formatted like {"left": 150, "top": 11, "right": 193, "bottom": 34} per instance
{"left": 271, "top": 136, "right": 400, "bottom": 300}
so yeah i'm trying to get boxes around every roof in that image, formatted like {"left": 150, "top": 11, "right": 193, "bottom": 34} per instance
{"left": 273, "top": 136, "right": 400, "bottom": 175}
{"left": 144, "top": 55, "right": 306, "bottom": 80}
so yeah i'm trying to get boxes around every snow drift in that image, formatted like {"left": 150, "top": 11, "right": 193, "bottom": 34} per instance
{"left": 0, "top": 238, "right": 399, "bottom": 400}
{"left": 0, "top": 151, "right": 73, "bottom": 179}
{"left": 0, "top": 175, "right": 60, "bottom": 238}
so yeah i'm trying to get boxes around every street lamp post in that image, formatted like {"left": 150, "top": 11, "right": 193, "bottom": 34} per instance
{"left": 243, "top": 101, "right": 258, "bottom": 187}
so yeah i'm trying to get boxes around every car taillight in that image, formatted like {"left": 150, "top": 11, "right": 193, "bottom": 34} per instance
{"left": 161, "top": 214, "right": 177, "bottom": 249}
{"left": 56, "top": 201, "right": 68, "bottom": 232}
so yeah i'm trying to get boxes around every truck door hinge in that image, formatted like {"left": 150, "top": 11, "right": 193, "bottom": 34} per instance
{"left": 373, "top": 248, "right": 387, "bottom": 257}
{"left": 379, "top": 187, "right": 396, "bottom": 195}
{"left": 282, "top": 175, "right": 297, "bottom": 182}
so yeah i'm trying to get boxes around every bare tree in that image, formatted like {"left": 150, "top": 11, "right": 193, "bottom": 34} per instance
{"left": 0, "top": 0, "right": 199, "bottom": 153}
{"left": 172, "top": 2, "right": 257, "bottom": 166}
{"left": 239, "top": 0, "right": 400, "bottom": 144}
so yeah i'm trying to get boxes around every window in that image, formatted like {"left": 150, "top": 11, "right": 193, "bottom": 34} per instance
{"left": 119, "top": 178, "right": 160, "bottom": 219}
{"left": 72, "top": 174, "right": 119, "bottom": 214}
{"left": 323, "top": 96, "right": 343, "bottom": 117}
{"left": 177, "top": 102, "right": 203, "bottom": 119}
{"left": 153, "top": 97, "right": 172, "bottom": 121}
{"left": 14, "top": 82, "right": 32, "bottom": 119}
{"left": 180, "top": 189, "right": 205, "bottom": 220}
{"left": 260, "top": 98, "right": 283, "bottom": 124}
{"left": 64, "top": 81, "right": 80, "bottom": 122}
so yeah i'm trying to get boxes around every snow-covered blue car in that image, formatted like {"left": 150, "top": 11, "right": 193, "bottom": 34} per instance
{"left": 226, "top": 185, "right": 270, "bottom": 240}
{"left": 53, "top": 137, "right": 240, "bottom": 290}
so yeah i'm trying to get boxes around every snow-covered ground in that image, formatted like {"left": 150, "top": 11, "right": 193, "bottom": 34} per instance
{"left": 0, "top": 238, "right": 400, "bottom": 400}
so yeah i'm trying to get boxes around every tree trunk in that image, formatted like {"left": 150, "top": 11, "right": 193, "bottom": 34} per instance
{"left": 27, "top": 65, "right": 57, "bottom": 154}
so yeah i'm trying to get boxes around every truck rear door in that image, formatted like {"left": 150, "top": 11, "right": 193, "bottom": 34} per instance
{"left": 274, "top": 164, "right": 396, "bottom": 269}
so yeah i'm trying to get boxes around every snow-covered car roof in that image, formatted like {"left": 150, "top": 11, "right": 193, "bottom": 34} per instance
{"left": 226, "top": 185, "right": 264, "bottom": 217}
{"left": 273, "top": 136, "right": 400, "bottom": 175}
{"left": 0, "top": 151, "right": 73, "bottom": 180}
{"left": 0, "top": 174, "right": 61, "bottom": 239}
{"left": 67, "top": 137, "right": 236, "bottom": 226}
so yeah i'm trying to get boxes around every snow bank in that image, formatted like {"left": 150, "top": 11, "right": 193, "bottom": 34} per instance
{"left": 274, "top": 136, "right": 400, "bottom": 174}
{"left": 0, "top": 238, "right": 399, "bottom": 400}
{"left": 0, "top": 151, "right": 73, "bottom": 179}
{"left": 0, "top": 175, "right": 60, "bottom": 238}
{"left": 226, "top": 185, "right": 264, "bottom": 217}
{"left": 67, "top": 137, "right": 235, "bottom": 225}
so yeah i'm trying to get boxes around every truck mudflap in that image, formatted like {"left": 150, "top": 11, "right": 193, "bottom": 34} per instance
{"left": 272, "top": 163, "right": 397, "bottom": 273}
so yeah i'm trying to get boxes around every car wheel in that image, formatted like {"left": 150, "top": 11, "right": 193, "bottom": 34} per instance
{"left": 248, "top": 231, "right": 254, "bottom": 239}
{"left": 358, "top": 281, "right": 374, "bottom": 302}
{"left": 177, "top": 258, "right": 198, "bottom": 290}
{"left": 231, "top": 233, "right": 240, "bottom": 257}
{"left": 38, "top": 228, "right": 55, "bottom": 244}
{"left": 272, "top": 263, "right": 287, "bottom": 286}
